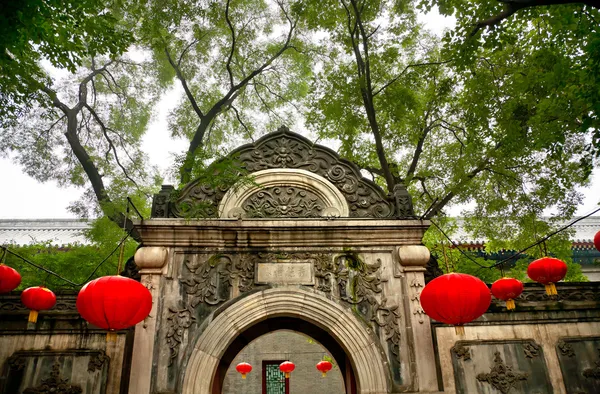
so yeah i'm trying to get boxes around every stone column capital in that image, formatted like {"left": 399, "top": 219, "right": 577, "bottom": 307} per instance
{"left": 134, "top": 247, "right": 168, "bottom": 274}
{"left": 397, "top": 245, "right": 430, "bottom": 267}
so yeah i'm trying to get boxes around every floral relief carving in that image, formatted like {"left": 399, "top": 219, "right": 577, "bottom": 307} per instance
{"left": 23, "top": 361, "right": 82, "bottom": 394}
{"left": 476, "top": 352, "right": 529, "bottom": 394}
{"left": 166, "top": 307, "right": 196, "bottom": 366}
{"left": 452, "top": 343, "right": 471, "bottom": 361}
{"left": 163, "top": 127, "right": 397, "bottom": 218}
{"left": 523, "top": 342, "right": 540, "bottom": 358}
{"left": 314, "top": 254, "right": 402, "bottom": 361}
{"left": 87, "top": 351, "right": 109, "bottom": 373}
{"left": 7, "top": 355, "right": 27, "bottom": 371}
{"left": 242, "top": 186, "right": 325, "bottom": 218}
{"left": 583, "top": 349, "right": 600, "bottom": 380}
{"left": 557, "top": 339, "right": 576, "bottom": 357}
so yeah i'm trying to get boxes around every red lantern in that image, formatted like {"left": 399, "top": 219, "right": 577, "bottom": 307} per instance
{"left": 316, "top": 360, "right": 332, "bottom": 377}
{"left": 236, "top": 362, "right": 252, "bottom": 379}
{"left": 0, "top": 265, "right": 21, "bottom": 293}
{"left": 420, "top": 273, "right": 491, "bottom": 335}
{"left": 77, "top": 276, "right": 152, "bottom": 341}
{"left": 594, "top": 230, "right": 600, "bottom": 252}
{"left": 527, "top": 257, "right": 567, "bottom": 296}
{"left": 279, "top": 361, "right": 295, "bottom": 379}
{"left": 491, "top": 277, "right": 523, "bottom": 310}
{"left": 21, "top": 286, "right": 56, "bottom": 323}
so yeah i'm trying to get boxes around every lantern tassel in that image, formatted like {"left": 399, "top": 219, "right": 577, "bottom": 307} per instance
{"left": 455, "top": 325, "right": 465, "bottom": 336}
{"left": 106, "top": 331, "right": 118, "bottom": 342}
{"left": 545, "top": 283, "right": 557, "bottom": 296}
{"left": 285, "top": 372, "right": 290, "bottom": 379}
{"left": 241, "top": 374, "right": 246, "bottom": 379}
{"left": 506, "top": 299, "right": 516, "bottom": 310}
{"left": 322, "top": 372, "right": 327, "bottom": 377}
{"left": 28, "top": 310, "right": 38, "bottom": 323}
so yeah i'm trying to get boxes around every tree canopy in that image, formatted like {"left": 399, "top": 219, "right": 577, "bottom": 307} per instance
{"left": 1, "top": 0, "right": 598, "bottom": 281}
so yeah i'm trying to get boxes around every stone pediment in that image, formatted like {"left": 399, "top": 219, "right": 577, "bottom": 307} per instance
{"left": 152, "top": 126, "right": 407, "bottom": 219}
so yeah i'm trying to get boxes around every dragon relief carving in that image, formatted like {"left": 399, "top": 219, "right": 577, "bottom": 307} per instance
{"left": 314, "top": 254, "right": 402, "bottom": 361}
{"left": 161, "top": 127, "right": 398, "bottom": 219}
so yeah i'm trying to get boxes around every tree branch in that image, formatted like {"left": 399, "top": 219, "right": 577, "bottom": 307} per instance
{"left": 471, "top": 0, "right": 600, "bottom": 36}
{"left": 225, "top": 0, "right": 236, "bottom": 89}
{"left": 373, "top": 60, "right": 452, "bottom": 96}
{"left": 165, "top": 46, "right": 204, "bottom": 118}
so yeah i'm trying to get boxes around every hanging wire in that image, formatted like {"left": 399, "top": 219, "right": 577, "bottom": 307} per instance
{"left": 430, "top": 205, "right": 600, "bottom": 272}
{"left": 127, "top": 197, "right": 145, "bottom": 220}
{"left": 0, "top": 224, "right": 134, "bottom": 288}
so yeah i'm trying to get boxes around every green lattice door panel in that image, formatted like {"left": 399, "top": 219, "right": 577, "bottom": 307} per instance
{"left": 262, "top": 361, "right": 289, "bottom": 394}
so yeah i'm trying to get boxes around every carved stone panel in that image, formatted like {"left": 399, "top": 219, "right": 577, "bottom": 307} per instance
{"left": 242, "top": 186, "right": 326, "bottom": 218}
{"left": 556, "top": 337, "right": 600, "bottom": 394}
{"left": 162, "top": 127, "right": 399, "bottom": 218}
{"left": 451, "top": 340, "right": 552, "bottom": 394}
{"left": 1, "top": 350, "right": 109, "bottom": 394}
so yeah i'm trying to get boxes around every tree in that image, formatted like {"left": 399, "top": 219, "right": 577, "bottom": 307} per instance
{"left": 136, "top": 0, "right": 312, "bottom": 184}
{"left": 0, "top": 0, "right": 134, "bottom": 128}
{"left": 301, "top": 0, "right": 597, "bottom": 277}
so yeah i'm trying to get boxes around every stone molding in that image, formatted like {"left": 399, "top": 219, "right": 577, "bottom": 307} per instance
{"left": 181, "top": 287, "right": 390, "bottom": 394}
{"left": 218, "top": 168, "right": 350, "bottom": 218}
{"left": 134, "top": 218, "right": 429, "bottom": 248}
{"left": 134, "top": 247, "right": 168, "bottom": 272}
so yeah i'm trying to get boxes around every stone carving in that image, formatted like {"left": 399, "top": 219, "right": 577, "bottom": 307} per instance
{"left": 166, "top": 307, "right": 196, "bottom": 366}
{"left": 409, "top": 278, "right": 426, "bottom": 324}
{"left": 87, "top": 351, "right": 109, "bottom": 373}
{"left": 0, "top": 295, "right": 78, "bottom": 313}
{"left": 523, "top": 341, "right": 540, "bottom": 358}
{"left": 160, "top": 127, "right": 397, "bottom": 218}
{"left": 583, "top": 349, "right": 600, "bottom": 379}
{"left": 393, "top": 183, "right": 415, "bottom": 218}
{"left": 452, "top": 343, "right": 471, "bottom": 361}
{"left": 314, "top": 253, "right": 402, "bottom": 361}
{"left": 23, "top": 361, "right": 82, "bottom": 394}
{"left": 517, "top": 289, "right": 600, "bottom": 302}
{"left": 557, "top": 339, "right": 576, "bottom": 357}
{"left": 242, "top": 186, "right": 325, "bottom": 218}
{"left": 476, "top": 352, "right": 529, "bottom": 394}
{"left": 7, "top": 354, "right": 27, "bottom": 371}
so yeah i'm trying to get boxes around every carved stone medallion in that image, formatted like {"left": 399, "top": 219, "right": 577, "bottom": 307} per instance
{"left": 476, "top": 352, "right": 529, "bottom": 394}
{"left": 242, "top": 186, "right": 325, "bottom": 218}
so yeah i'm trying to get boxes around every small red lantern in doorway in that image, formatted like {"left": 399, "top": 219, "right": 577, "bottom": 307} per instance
{"left": 279, "top": 361, "right": 295, "bottom": 378}
{"left": 419, "top": 273, "right": 491, "bottom": 335}
{"left": 21, "top": 286, "right": 56, "bottom": 323}
{"left": 594, "top": 230, "right": 600, "bottom": 252}
{"left": 0, "top": 265, "right": 21, "bottom": 293}
{"left": 527, "top": 257, "right": 567, "bottom": 296}
{"left": 76, "top": 275, "right": 152, "bottom": 341}
{"left": 491, "top": 277, "right": 523, "bottom": 310}
{"left": 316, "top": 360, "right": 332, "bottom": 377}
{"left": 236, "top": 362, "right": 252, "bottom": 379}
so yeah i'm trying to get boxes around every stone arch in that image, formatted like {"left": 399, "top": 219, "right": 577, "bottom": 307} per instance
{"left": 181, "top": 287, "right": 390, "bottom": 394}
{"left": 218, "top": 168, "right": 350, "bottom": 218}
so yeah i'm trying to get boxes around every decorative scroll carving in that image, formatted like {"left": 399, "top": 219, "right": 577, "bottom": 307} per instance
{"left": 476, "top": 352, "right": 528, "bottom": 394}
{"left": 242, "top": 186, "right": 325, "bottom": 218}
{"left": 23, "top": 361, "right": 82, "bottom": 394}
{"left": 162, "top": 127, "right": 397, "bottom": 218}
{"left": 517, "top": 289, "right": 600, "bottom": 302}
{"left": 557, "top": 339, "right": 576, "bottom": 357}
{"left": 523, "top": 342, "right": 540, "bottom": 358}
{"left": 87, "top": 351, "right": 109, "bottom": 373}
{"left": 166, "top": 307, "right": 196, "bottom": 365}
{"left": 583, "top": 349, "right": 600, "bottom": 379}
{"left": 0, "top": 295, "right": 78, "bottom": 313}
{"left": 314, "top": 254, "right": 402, "bottom": 361}
{"left": 409, "top": 278, "right": 426, "bottom": 324}
{"left": 7, "top": 354, "right": 27, "bottom": 371}
{"left": 452, "top": 343, "right": 471, "bottom": 361}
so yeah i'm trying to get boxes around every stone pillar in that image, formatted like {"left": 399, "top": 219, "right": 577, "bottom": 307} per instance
{"left": 128, "top": 247, "right": 168, "bottom": 394}
{"left": 398, "top": 245, "right": 439, "bottom": 392}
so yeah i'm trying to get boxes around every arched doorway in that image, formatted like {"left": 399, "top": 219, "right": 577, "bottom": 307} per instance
{"left": 221, "top": 327, "right": 347, "bottom": 394}
{"left": 181, "top": 287, "right": 390, "bottom": 394}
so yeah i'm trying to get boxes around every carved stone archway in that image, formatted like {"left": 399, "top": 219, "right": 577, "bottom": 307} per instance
{"left": 218, "top": 168, "right": 350, "bottom": 218}
{"left": 181, "top": 287, "right": 390, "bottom": 394}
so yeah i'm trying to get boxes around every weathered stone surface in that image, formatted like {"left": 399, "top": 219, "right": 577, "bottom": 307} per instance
{"left": 256, "top": 262, "right": 314, "bottom": 285}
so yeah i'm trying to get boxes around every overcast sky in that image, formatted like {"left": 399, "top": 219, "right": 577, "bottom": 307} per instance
{"left": 0, "top": 9, "right": 597, "bottom": 219}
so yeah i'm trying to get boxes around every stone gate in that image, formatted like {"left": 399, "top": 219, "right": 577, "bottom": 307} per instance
{"left": 130, "top": 127, "right": 438, "bottom": 393}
